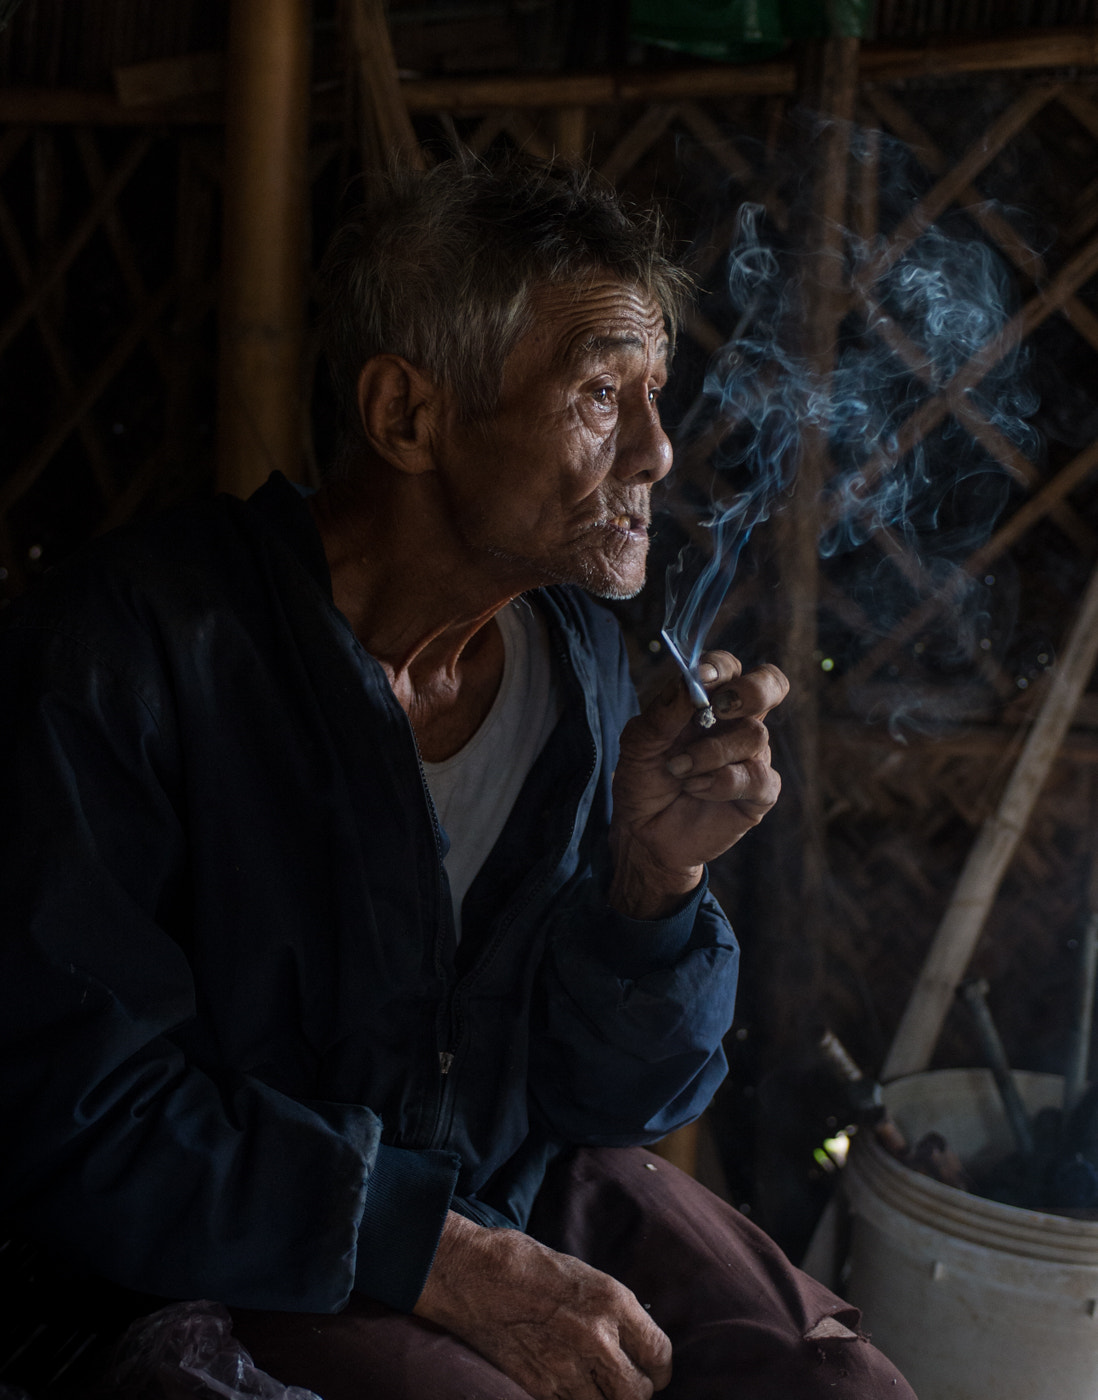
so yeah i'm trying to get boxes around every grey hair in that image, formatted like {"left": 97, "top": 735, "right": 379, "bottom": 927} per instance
{"left": 318, "top": 151, "right": 693, "bottom": 447}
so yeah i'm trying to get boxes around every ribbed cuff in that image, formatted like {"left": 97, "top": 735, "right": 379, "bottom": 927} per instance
{"left": 353, "top": 1144, "right": 460, "bottom": 1312}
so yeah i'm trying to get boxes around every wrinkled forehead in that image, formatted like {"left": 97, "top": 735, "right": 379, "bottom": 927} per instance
{"left": 522, "top": 277, "right": 672, "bottom": 370}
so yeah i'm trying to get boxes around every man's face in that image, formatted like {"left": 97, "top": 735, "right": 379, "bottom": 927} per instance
{"left": 436, "top": 277, "right": 673, "bottom": 600}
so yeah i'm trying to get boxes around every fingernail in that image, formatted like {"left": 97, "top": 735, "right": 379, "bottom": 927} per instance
{"left": 667, "top": 753, "right": 693, "bottom": 777}
{"left": 683, "top": 774, "right": 714, "bottom": 793}
{"left": 714, "top": 690, "right": 741, "bottom": 715}
{"left": 698, "top": 663, "right": 719, "bottom": 682}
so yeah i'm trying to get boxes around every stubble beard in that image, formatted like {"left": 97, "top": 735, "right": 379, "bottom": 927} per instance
{"left": 484, "top": 538, "right": 648, "bottom": 601}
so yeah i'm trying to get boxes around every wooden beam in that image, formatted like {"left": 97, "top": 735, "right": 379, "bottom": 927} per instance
{"left": 216, "top": 0, "right": 312, "bottom": 497}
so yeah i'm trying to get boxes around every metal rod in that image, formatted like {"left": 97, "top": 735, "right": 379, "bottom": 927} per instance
{"left": 957, "top": 978, "right": 1035, "bottom": 1158}
{"left": 1065, "top": 909, "right": 1098, "bottom": 1115}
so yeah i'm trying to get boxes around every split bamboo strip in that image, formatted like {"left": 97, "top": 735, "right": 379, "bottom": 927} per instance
{"left": 216, "top": 0, "right": 311, "bottom": 497}
{"left": 599, "top": 103, "right": 678, "bottom": 186}
{"left": 552, "top": 106, "right": 588, "bottom": 161}
{"left": 845, "top": 224, "right": 1098, "bottom": 521}
{"left": 840, "top": 431, "right": 1098, "bottom": 702}
{"left": 74, "top": 130, "right": 173, "bottom": 381}
{"left": 345, "top": 0, "right": 425, "bottom": 172}
{"left": 0, "top": 133, "right": 152, "bottom": 360}
{"left": 1064, "top": 175, "right": 1098, "bottom": 247}
{"left": 975, "top": 437, "right": 1098, "bottom": 566}
{"left": 0, "top": 281, "right": 175, "bottom": 516}
{"left": 676, "top": 101, "right": 754, "bottom": 182}
{"left": 862, "top": 88, "right": 1046, "bottom": 282}
{"left": 951, "top": 396, "right": 1098, "bottom": 551}
{"left": 0, "top": 188, "right": 117, "bottom": 503}
{"left": 467, "top": 111, "right": 512, "bottom": 156}
{"left": 1057, "top": 294, "right": 1098, "bottom": 359}
{"left": 864, "top": 89, "right": 1098, "bottom": 362}
{"left": 842, "top": 494, "right": 1094, "bottom": 702}
{"left": 868, "top": 85, "right": 1061, "bottom": 280}
{"left": 1055, "top": 87, "right": 1098, "bottom": 151}
{"left": 498, "top": 110, "right": 552, "bottom": 160}
{"left": 882, "top": 556, "right": 1098, "bottom": 1080}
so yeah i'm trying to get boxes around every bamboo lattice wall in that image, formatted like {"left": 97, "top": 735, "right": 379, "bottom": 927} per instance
{"left": 4, "top": 8, "right": 1098, "bottom": 1224}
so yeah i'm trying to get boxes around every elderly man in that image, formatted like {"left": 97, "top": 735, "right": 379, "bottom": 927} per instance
{"left": 0, "top": 156, "right": 913, "bottom": 1399}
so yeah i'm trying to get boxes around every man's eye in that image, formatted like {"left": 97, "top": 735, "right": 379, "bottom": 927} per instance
{"left": 592, "top": 386, "right": 615, "bottom": 405}
{"left": 648, "top": 387, "right": 662, "bottom": 404}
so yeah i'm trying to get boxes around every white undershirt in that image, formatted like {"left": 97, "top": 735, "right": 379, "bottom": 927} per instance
{"left": 422, "top": 599, "right": 559, "bottom": 941}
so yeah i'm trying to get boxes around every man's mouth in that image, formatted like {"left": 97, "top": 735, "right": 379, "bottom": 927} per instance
{"left": 599, "top": 513, "right": 649, "bottom": 539}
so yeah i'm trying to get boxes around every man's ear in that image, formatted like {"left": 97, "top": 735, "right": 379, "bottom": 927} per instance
{"left": 356, "top": 356, "right": 442, "bottom": 475}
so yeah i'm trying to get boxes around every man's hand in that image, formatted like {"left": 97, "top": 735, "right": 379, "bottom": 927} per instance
{"left": 413, "top": 1211, "right": 672, "bottom": 1399}
{"left": 609, "top": 650, "right": 788, "bottom": 920}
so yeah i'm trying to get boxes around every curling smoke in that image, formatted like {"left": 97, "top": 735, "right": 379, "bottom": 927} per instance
{"left": 663, "top": 170, "right": 1039, "bottom": 729}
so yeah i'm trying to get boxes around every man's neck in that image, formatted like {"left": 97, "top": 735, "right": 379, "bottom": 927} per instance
{"left": 308, "top": 473, "right": 520, "bottom": 760}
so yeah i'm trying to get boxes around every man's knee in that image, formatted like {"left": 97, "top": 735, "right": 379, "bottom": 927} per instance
{"left": 529, "top": 1146, "right": 916, "bottom": 1398}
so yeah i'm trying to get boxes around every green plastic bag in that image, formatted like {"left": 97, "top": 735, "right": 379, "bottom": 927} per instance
{"left": 629, "top": 0, "right": 873, "bottom": 61}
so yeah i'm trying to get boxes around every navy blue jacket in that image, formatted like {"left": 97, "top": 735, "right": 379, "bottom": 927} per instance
{"left": 0, "top": 473, "right": 739, "bottom": 1314}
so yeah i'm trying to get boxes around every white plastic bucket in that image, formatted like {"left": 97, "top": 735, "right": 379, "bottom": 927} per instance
{"left": 843, "top": 1068, "right": 1098, "bottom": 1400}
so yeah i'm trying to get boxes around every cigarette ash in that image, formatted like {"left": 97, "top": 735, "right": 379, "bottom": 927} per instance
{"left": 659, "top": 124, "right": 1042, "bottom": 738}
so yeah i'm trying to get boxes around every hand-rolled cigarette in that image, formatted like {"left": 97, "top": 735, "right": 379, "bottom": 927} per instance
{"left": 660, "top": 629, "right": 716, "bottom": 727}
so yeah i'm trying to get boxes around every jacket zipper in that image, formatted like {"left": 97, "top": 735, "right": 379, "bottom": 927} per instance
{"left": 409, "top": 741, "right": 462, "bottom": 1132}
{"left": 425, "top": 602, "right": 598, "bottom": 1146}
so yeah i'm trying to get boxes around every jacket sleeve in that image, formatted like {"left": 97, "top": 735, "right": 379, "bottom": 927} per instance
{"left": 527, "top": 606, "right": 741, "bottom": 1146}
{"left": 0, "top": 618, "right": 456, "bottom": 1313}
{"left": 529, "top": 880, "right": 739, "bottom": 1146}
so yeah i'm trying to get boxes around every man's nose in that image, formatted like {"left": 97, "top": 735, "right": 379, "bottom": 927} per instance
{"left": 615, "top": 399, "right": 673, "bottom": 483}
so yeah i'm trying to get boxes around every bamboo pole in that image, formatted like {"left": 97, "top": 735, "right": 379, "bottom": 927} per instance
{"left": 6, "top": 27, "right": 1098, "bottom": 127}
{"left": 882, "top": 557, "right": 1098, "bottom": 1081}
{"left": 216, "top": 0, "right": 311, "bottom": 498}
{"left": 788, "top": 35, "right": 861, "bottom": 873}
{"left": 759, "top": 35, "right": 862, "bottom": 1060}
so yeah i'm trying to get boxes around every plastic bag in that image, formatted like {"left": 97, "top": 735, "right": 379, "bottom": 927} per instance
{"left": 107, "top": 1300, "right": 321, "bottom": 1400}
